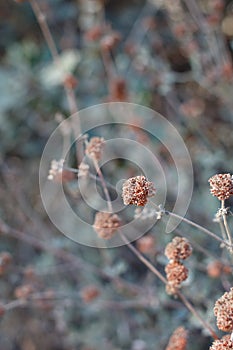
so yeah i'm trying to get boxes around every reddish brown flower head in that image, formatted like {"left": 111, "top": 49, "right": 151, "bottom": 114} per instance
{"left": 207, "top": 261, "right": 223, "bottom": 279}
{"left": 208, "top": 173, "right": 233, "bottom": 201}
{"left": 136, "top": 235, "right": 156, "bottom": 254}
{"left": 209, "top": 335, "right": 233, "bottom": 350}
{"left": 81, "top": 285, "right": 100, "bottom": 303}
{"left": 214, "top": 288, "right": 233, "bottom": 332}
{"left": 122, "top": 176, "right": 156, "bottom": 206}
{"left": 165, "top": 261, "right": 188, "bottom": 286}
{"left": 165, "top": 236, "right": 192, "bottom": 262}
{"left": 85, "top": 137, "right": 105, "bottom": 161}
{"left": 165, "top": 327, "right": 188, "bottom": 350}
{"left": 93, "top": 212, "right": 121, "bottom": 239}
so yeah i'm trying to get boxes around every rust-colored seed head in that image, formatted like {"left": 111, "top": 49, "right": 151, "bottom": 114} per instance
{"left": 85, "top": 137, "right": 105, "bottom": 161}
{"left": 165, "top": 327, "right": 188, "bottom": 350}
{"left": 208, "top": 173, "right": 233, "bottom": 201}
{"left": 214, "top": 288, "right": 233, "bottom": 332}
{"left": 207, "top": 261, "right": 223, "bottom": 278}
{"left": 93, "top": 212, "right": 121, "bottom": 239}
{"left": 81, "top": 285, "right": 100, "bottom": 303}
{"left": 165, "top": 261, "right": 188, "bottom": 286}
{"left": 165, "top": 236, "right": 192, "bottom": 261}
{"left": 122, "top": 176, "right": 156, "bottom": 206}
{"left": 136, "top": 235, "right": 155, "bottom": 254}
{"left": 209, "top": 335, "right": 233, "bottom": 350}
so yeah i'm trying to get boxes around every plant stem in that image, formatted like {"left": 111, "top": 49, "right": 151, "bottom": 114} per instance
{"left": 176, "top": 291, "right": 218, "bottom": 340}
{"left": 167, "top": 210, "right": 231, "bottom": 248}
{"left": 119, "top": 230, "right": 218, "bottom": 340}
{"left": 92, "top": 159, "right": 113, "bottom": 212}
{"left": 29, "top": 0, "right": 82, "bottom": 164}
{"left": 221, "top": 200, "right": 233, "bottom": 252}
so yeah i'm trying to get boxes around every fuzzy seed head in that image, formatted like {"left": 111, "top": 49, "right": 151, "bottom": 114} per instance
{"left": 165, "top": 261, "right": 188, "bottom": 286}
{"left": 208, "top": 173, "right": 233, "bottom": 201}
{"left": 81, "top": 285, "right": 100, "bottom": 303}
{"left": 122, "top": 176, "right": 156, "bottom": 206}
{"left": 165, "top": 327, "right": 188, "bottom": 350}
{"left": 209, "top": 335, "right": 233, "bottom": 350}
{"left": 93, "top": 212, "right": 121, "bottom": 239}
{"left": 165, "top": 236, "right": 192, "bottom": 261}
{"left": 214, "top": 288, "right": 233, "bottom": 332}
{"left": 85, "top": 137, "right": 105, "bottom": 161}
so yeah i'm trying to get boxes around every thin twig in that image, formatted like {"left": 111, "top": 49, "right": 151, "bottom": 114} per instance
{"left": 167, "top": 211, "right": 232, "bottom": 248}
{"left": 29, "top": 0, "right": 82, "bottom": 163}
{"left": 119, "top": 230, "right": 218, "bottom": 339}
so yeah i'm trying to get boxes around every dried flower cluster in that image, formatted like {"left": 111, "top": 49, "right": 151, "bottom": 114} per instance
{"left": 85, "top": 137, "right": 105, "bottom": 161}
{"left": 209, "top": 335, "right": 233, "bottom": 350}
{"left": 165, "top": 236, "right": 192, "bottom": 295}
{"left": 81, "top": 285, "right": 100, "bottom": 303}
{"left": 208, "top": 173, "right": 233, "bottom": 201}
{"left": 214, "top": 288, "right": 233, "bottom": 332}
{"left": 122, "top": 176, "right": 156, "bottom": 206}
{"left": 93, "top": 212, "right": 121, "bottom": 239}
{"left": 165, "top": 326, "right": 188, "bottom": 350}
{"left": 165, "top": 236, "right": 192, "bottom": 261}
{"left": 78, "top": 161, "right": 90, "bottom": 178}
{"left": 165, "top": 261, "right": 188, "bottom": 286}
{"left": 136, "top": 235, "right": 155, "bottom": 254}
{"left": 207, "top": 261, "right": 232, "bottom": 279}
{"left": 48, "top": 159, "right": 64, "bottom": 181}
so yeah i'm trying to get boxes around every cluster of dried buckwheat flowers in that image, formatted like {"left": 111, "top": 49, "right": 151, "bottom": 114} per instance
{"left": 208, "top": 173, "right": 233, "bottom": 201}
{"left": 93, "top": 212, "right": 121, "bottom": 240}
{"left": 209, "top": 288, "right": 233, "bottom": 349}
{"left": 85, "top": 137, "right": 105, "bottom": 161}
{"left": 165, "top": 326, "right": 188, "bottom": 350}
{"left": 165, "top": 236, "right": 192, "bottom": 295}
{"left": 122, "top": 175, "right": 156, "bottom": 206}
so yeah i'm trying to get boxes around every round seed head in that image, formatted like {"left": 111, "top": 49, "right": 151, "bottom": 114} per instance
{"left": 122, "top": 176, "right": 156, "bottom": 206}
{"left": 214, "top": 288, "right": 233, "bottom": 332}
{"left": 165, "top": 236, "right": 192, "bottom": 261}
{"left": 165, "top": 261, "right": 188, "bottom": 286}
{"left": 165, "top": 327, "right": 188, "bottom": 350}
{"left": 208, "top": 173, "right": 233, "bottom": 201}
{"left": 210, "top": 335, "right": 233, "bottom": 350}
{"left": 93, "top": 212, "right": 121, "bottom": 239}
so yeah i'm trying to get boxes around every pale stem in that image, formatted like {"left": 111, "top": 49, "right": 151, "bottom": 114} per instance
{"left": 221, "top": 200, "right": 233, "bottom": 251}
{"left": 92, "top": 158, "right": 113, "bottom": 212}
{"left": 166, "top": 210, "right": 232, "bottom": 249}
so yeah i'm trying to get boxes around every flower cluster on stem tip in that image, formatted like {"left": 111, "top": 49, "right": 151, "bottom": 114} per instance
{"left": 208, "top": 173, "right": 233, "bottom": 201}
{"left": 122, "top": 175, "right": 156, "bottom": 206}
{"left": 165, "top": 326, "right": 188, "bottom": 350}
{"left": 164, "top": 236, "right": 192, "bottom": 295}
{"left": 93, "top": 212, "right": 121, "bottom": 240}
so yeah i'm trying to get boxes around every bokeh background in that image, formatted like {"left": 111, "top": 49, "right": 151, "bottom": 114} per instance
{"left": 0, "top": 0, "right": 233, "bottom": 349}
